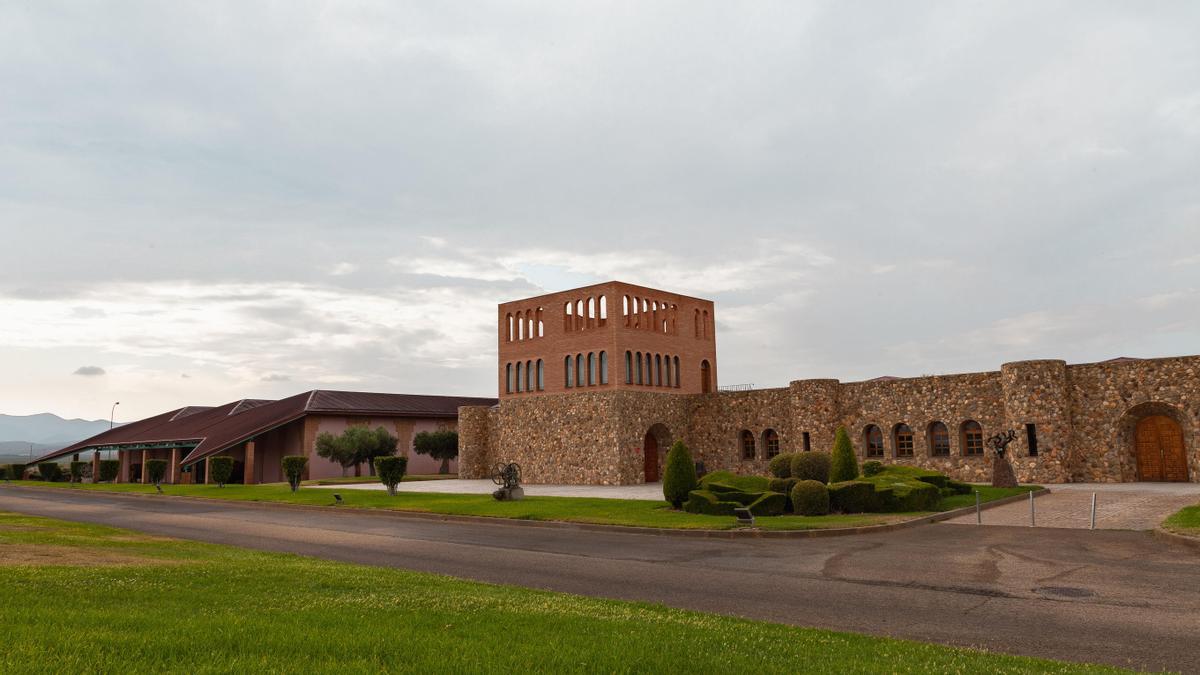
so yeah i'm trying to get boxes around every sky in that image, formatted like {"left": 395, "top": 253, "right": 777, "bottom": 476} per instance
{"left": 1, "top": 1, "right": 1198, "bottom": 421}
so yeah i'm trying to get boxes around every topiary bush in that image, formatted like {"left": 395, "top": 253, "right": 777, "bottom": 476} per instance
{"left": 747, "top": 491, "right": 787, "bottom": 517}
{"left": 209, "top": 457, "right": 234, "bottom": 487}
{"left": 829, "top": 427, "right": 859, "bottom": 483}
{"left": 97, "top": 460, "right": 119, "bottom": 483}
{"left": 791, "top": 480, "right": 831, "bottom": 516}
{"left": 146, "top": 459, "right": 168, "bottom": 486}
{"left": 828, "top": 480, "right": 877, "bottom": 513}
{"left": 8, "top": 464, "right": 26, "bottom": 481}
{"left": 698, "top": 471, "right": 770, "bottom": 493}
{"left": 282, "top": 456, "right": 309, "bottom": 493}
{"left": 768, "top": 477, "right": 798, "bottom": 511}
{"left": 946, "top": 479, "right": 972, "bottom": 495}
{"left": 791, "top": 452, "right": 831, "bottom": 484}
{"left": 768, "top": 453, "right": 795, "bottom": 479}
{"left": 374, "top": 456, "right": 408, "bottom": 496}
{"left": 69, "top": 461, "right": 88, "bottom": 483}
{"left": 37, "top": 462, "right": 63, "bottom": 482}
{"left": 662, "top": 440, "right": 698, "bottom": 508}
{"left": 683, "top": 490, "right": 740, "bottom": 516}
{"left": 862, "top": 460, "right": 884, "bottom": 477}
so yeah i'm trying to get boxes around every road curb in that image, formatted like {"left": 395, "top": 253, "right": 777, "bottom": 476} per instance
{"left": 0, "top": 484, "right": 1048, "bottom": 540}
{"left": 1152, "top": 527, "right": 1200, "bottom": 553}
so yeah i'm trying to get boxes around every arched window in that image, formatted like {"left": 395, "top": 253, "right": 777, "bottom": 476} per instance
{"left": 599, "top": 351, "right": 608, "bottom": 385}
{"left": 505, "top": 363, "right": 512, "bottom": 394}
{"left": 625, "top": 351, "right": 633, "bottom": 384}
{"left": 518, "top": 313, "right": 524, "bottom": 340}
{"left": 599, "top": 296, "right": 607, "bottom": 322}
{"left": 700, "top": 360, "right": 712, "bottom": 393}
{"left": 515, "top": 361, "right": 523, "bottom": 393}
{"left": 564, "top": 302, "right": 573, "bottom": 331}
{"left": 635, "top": 352, "right": 643, "bottom": 384}
{"left": 525, "top": 360, "right": 533, "bottom": 392}
{"left": 576, "top": 300, "right": 584, "bottom": 329}
{"left": 762, "top": 429, "right": 780, "bottom": 458}
{"left": 536, "top": 307, "right": 544, "bottom": 337}
{"left": 587, "top": 297, "right": 595, "bottom": 326}
{"left": 527, "top": 316, "right": 534, "bottom": 340}
{"left": 740, "top": 430, "right": 756, "bottom": 460}
{"left": 865, "top": 425, "right": 884, "bottom": 458}
{"left": 564, "top": 355, "right": 573, "bottom": 388}
{"left": 962, "top": 421, "right": 984, "bottom": 456}
{"left": 587, "top": 352, "right": 596, "bottom": 386}
{"left": 506, "top": 314, "right": 514, "bottom": 342}
{"left": 894, "top": 423, "right": 914, "bottom": 458}
{"left": 664, "top": 355, "right": 672, "bottom": 388}
{"left": 929, "top": 422, "right": 950, "bottom": 456}
{"left": 645, "top": 353, "right": 653, "bottom": 385}
{"left": 702, "top": 310, "right": 709, "bottom": 338}
{"left": 655, "top": 354, "right": 663, "bottom": 386}
{"left": 694, "top": 309, "right": 701, "bottom": 337}
{"left": 673, "top": 356, "right": 681, "bottom": 387}
{"left": 536, "top": 359, "right": 544, "bottom": 391}
{"left": 576, "top": 353, "right": 584, "bottom": 387}
{"left": 622, "top": 295, "right": 629, "bottom": 318}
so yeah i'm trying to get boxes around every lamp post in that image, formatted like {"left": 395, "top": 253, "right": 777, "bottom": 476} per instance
{"left": 109, "top": 402, "right": 120, "bottom": 460}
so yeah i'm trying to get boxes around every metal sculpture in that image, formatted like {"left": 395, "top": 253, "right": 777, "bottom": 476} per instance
{"left": 986, "top": 429, "right": 1019, "bottom": 488}
{"left": 986, "top": 429, "right": 1018, "bottom": 457}
{"left": 491, "top": 462, "right": 524, "bottom": 501}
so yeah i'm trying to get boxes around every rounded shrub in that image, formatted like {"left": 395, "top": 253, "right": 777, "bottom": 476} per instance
{"left": 828, "top": 480, "right": 876, "bottom": 513}
{"left": 145, "top": 459, "right": 168, "bottom": 486}
{"left": 97, "top": 460, "right": 119, "bottom": 483}
{"left": 829, "top": 427, "right": 859, "bottom": 483}
{"left": 768, "top": 453, "right": 795, "bottom": 479}
{"left": 282, "top": 456, "right": 309, "bottom": 493}
{"left": 209, "top": 456, "right": 234, "bottom": 487}
{"left": 662, "top": 440, "right": 698, "bottom": 509}
{"left": 37, "top": 462, "right": 63, "bottom": 482}
{"left": 791, "top": 452, "right": 831, "bottom": 483}
{"left": 769, "top": 477, "right": 799, "bottom": 512}
{"left": 374, "top": 456, "right": 408, "bottom": 496}
{"left": 862, "top": 460, "right": 884, "bottom": 477}
{"left": 791, "top": 480, "right": 830, "bottom": 516}
{"left": 69, "top": 461, "right": 88, "bottom": 483}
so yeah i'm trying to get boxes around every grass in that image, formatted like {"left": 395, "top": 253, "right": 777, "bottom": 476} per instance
{"left": 0, "top": 511, "right": 1123, "bottom": 674}
{"left": 304, "top": 474, "right": 458, "bottom": 485}
{"left": 4, "top": 479, "right": 1037, "bottom": 532}
{"left": 1162, "top": 502, "right": 1200, "bottom": 537}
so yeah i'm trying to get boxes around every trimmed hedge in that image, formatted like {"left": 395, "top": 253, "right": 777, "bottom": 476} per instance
{"left": 946, "top": 479, "right": 972, "bottom": 495}
{"left": 768, "top": 453, "right": 795, "bottom": 479}
{"left": 747, "top": 492, "right": 787, "bottom": 517}
{"left": 791, "top": 480, "right": 831, "bottom": 516}
{"left": 698, "top": 471, "right": 771, "bottom": 493}
{"left": 69, "top": 461, "right": 88, "bottom": 483}
{"left": 791, "top": 452, "right": 831, "bottom": 484}
{"left": 37, "top": 462, "right": 63, "bottom": 482}
{"left": 97, "top": 460, "right": 119, "bottom": 483}
{"left": 828, "top": 480, "right": 877, "bottom": 513}
{"left": 0, "top": 466, "right": 7, "bottom": 480}
{"left": 829, "top": 427, "right": 858, "bottom": 483}
{"left": 768, "top": 477, "right": 799, "bottom": 511}
{"left": 282, "top": 456, "right": 309, "bottom": 493}
{"left": 683, "top": 490, "right": 740, "bottom": 516}
{"left": 862, "top": 460, "right": 884, "bottom": 477}
{"left": 662, "top": 441, "right": 698, "bottom": 508}
{"left": 374, "top": 456, "right": 408, "bottom": 496}
{"left": 146, "top": 459, "right": 168, "bottom": 486}
{"left": 7, "top": 464, "right": 26, "bottom": 481}
{"left": 209, "top": 457, "right": 234, "bottom": 487}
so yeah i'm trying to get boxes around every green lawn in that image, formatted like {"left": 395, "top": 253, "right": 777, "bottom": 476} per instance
{"left": 305, "top": 474, "right": 458, "bottom": 485}
{"left": 0, "top": 512, "right": 1122, "bottom": 674}
{"left": 4, "top": 480, "right": 1037, "bottom": 532}
{"left": 1162, "top": 502, "right": 1200, "bottom": 537}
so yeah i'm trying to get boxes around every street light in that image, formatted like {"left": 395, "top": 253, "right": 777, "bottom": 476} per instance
{"left": 109, "top": 402, "right": 120, "bottom": 460}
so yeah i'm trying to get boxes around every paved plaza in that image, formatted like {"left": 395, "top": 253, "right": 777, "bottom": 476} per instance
{"left": 944, "top": 482, "right": 1200, "bottom": 530}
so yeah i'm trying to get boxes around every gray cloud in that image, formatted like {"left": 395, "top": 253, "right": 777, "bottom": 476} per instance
{"left": 260, "top": 374, "right": 290, "bottom": 382}
{"left": 72, "top": 366, "right": 106, "bottom": 377}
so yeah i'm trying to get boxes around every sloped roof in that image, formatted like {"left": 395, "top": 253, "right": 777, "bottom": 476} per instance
{"left": 33, "top": 390, "right": 496, "bottom": 466}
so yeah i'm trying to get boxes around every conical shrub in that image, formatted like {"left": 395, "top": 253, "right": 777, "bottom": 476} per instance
{"left": 829, "top": 427, "right": 859, "bottom": 483}
{"left": 662, "top": 440, "right": 698, "bottom": 508}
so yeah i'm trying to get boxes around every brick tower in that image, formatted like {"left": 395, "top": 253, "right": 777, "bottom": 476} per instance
{"left": 497, "top": 281, "right": 717, "bottom": 399}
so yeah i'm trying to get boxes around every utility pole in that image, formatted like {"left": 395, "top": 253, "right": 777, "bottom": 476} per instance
{"left": 109, "top": 402, "right": 120, "bottom": 460}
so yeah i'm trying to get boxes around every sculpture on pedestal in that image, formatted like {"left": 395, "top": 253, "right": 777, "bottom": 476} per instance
{"left": 987, "top": 429, "right": 1019, "bottom": 488}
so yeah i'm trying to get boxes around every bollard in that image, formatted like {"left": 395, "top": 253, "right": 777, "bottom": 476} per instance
{"left": 975, "top": 490, "right": 981, "bottom": 524}
{"left": 1030, "top": 490, "right": 1035, "bottom": 527}
{"left": 1090, "top": 492, "right": 1097, "bottom": 530}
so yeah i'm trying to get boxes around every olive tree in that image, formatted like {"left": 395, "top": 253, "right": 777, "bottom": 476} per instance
{"left": 413, "top": 430, "right": 458, "bottom": 475}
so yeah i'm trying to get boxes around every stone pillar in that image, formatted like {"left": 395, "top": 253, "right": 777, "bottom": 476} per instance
{"left": 457, "top": 406, "right": 495, "bottom": 479}
{"left": 141, "top": 449, "right": 150, "bottom": 483}
{"left": 244, "top": 441, "right": 257, "bottom": 485}
{"left": 169, "top": 448, "right": 180, "bottom": 484}
{"left": 118, "top": 450, "right": 129, "bottom": 483}
{"left": 91, "top": 452, "right": 101, "bottom": 483}
{"left": 205, "top": 456, "right": 212, "bottom": 484}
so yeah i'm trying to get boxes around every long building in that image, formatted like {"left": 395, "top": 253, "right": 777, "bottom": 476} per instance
{"left": 36, "top": 390, "right": 496, "bottom": 483}
{"left": 459, "top": 281, "right": 1200, "bottom": 485}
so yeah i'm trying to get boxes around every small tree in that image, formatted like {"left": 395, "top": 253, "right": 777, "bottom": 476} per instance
{"left": 37, "top": 462, "right": 63, "bottom": 482}
{"left": 8, "top": 464, "right": 26, "bottom": 481}
{"left": 354, "top": 426, "right": 398, "bottom": 476}
{"left": 829, "top": 427, "right": 859, "bottom": 483}
{"left": 314, "top": 432, "right": 357, "bottom": 477}
{"left": 146, "top": 459, "right": 168, "bottom": 487}
{"left": 281, "top": 456, "right": 308, "bottom": 493}
{"left": 661, "top": 440, "right": 698, "bottom": 509}
{"left": 413, "top": 430, "right": 458, "bottom": 475}
{"left": 374, "top": 456, "right": 408, "bottom": 496}
{"left": 69, "top": 461, "right": 88, "bottom": 484}
{"left": 0, "top": 466, "right": 7, "bottom": 481}
{"left": 209, "top": 456, "right": 234, "bottom": 487}
{"left": 97, "top": 460, "right": 119, "bottom": 483}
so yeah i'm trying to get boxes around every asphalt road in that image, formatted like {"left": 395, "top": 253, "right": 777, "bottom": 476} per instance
{"left": 2, "top": 487, "right": 1198, "bottom": 672}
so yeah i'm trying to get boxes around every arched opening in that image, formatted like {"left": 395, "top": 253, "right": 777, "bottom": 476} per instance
{"left": 928, "top": 421, "right": 950, "bottom": 457}
{"left": 762, "top": 429, "right": 780, "bottom": 458}
{"left": 599, "top": 351, "right": 608, "bottom": 385}
{"left": 894, "top": 423, "right": 914, "bottom": 458}
{"left": 536, "top": 359, "right": 544, "bottom": 391}
{"left": 700, "top": 360, "right": 712, "bottom": 393}
{"left": 587, "top": 352, "right": 596, "bottom": 386}
{"left": 625, "top": 351, "right": 633, "bottom": 384}
{"left": 740, "top": 430, "right": 756, "bottom": 460}
{"left": 673, "top": 356, "right": 680, "bottom": 387}
{"left": 865, "top": 425, "right": 884, "bottom": 458}
{"left": 635, "top": 351, "right": 643, "bottom": 385}
{"left": 525, "top": 360, "right": 533, "bottom": 392}
{"left": 576, "top": 353, "right": 584, "bottom": 387}
{"left": 506, "top": 314, "right": 514, "bottom": 342}
{"left": 655, "top": 354, "right": 663, "bottom": 386}
{"left": 505, "top": 363, "right": 512, "bottom": 394}
{"left": 962, "top": 421, "right": 984, "bottom": 456}
{"left": 514, "top": 361, "right": 523, "bottom": 393}
{"left": 643, "top": 423, "right": 671, "bottom": 482}
{"left": 645, "top": 353, "right": 653, "bottom": 386}
{"left": 1117, "top": 402, "right": 1190, "bottom": 482}
{"left": 564, "top": 355, "right": 573, "bottom": 388}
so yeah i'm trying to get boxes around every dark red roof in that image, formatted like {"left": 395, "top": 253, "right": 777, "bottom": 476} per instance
{"left": 34, "top": 390, "right": 496, "bottom": 466}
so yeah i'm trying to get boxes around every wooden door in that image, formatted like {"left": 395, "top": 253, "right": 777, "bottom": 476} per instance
{"left": 644, "top": 432, "right": 659, "bottom": 482}
{"left": 1136, "top": 416, "right": 1188, "bottom": 482}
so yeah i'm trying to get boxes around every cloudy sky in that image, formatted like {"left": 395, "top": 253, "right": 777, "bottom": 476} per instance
{"left": 2, "top": 2, "right": 1198, "bottom": 421}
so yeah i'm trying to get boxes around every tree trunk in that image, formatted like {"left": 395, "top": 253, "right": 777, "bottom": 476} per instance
{"left": 341, "top": 465, "right": 348, "bottom": 478}
{"left": 354, "top": 462, "right": 361, "bottom": 477}
{"left": 440, "top": 457, "right": 450, "bottom": 475}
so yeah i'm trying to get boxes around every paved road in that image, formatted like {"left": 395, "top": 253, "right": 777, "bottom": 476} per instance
{"left": 2, "top": 487, "right": 1198, "bottom": 672}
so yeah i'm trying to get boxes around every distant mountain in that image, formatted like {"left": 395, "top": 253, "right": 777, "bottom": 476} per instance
{"left": 0, "top": 413, "right": 117, "bottom": 447}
